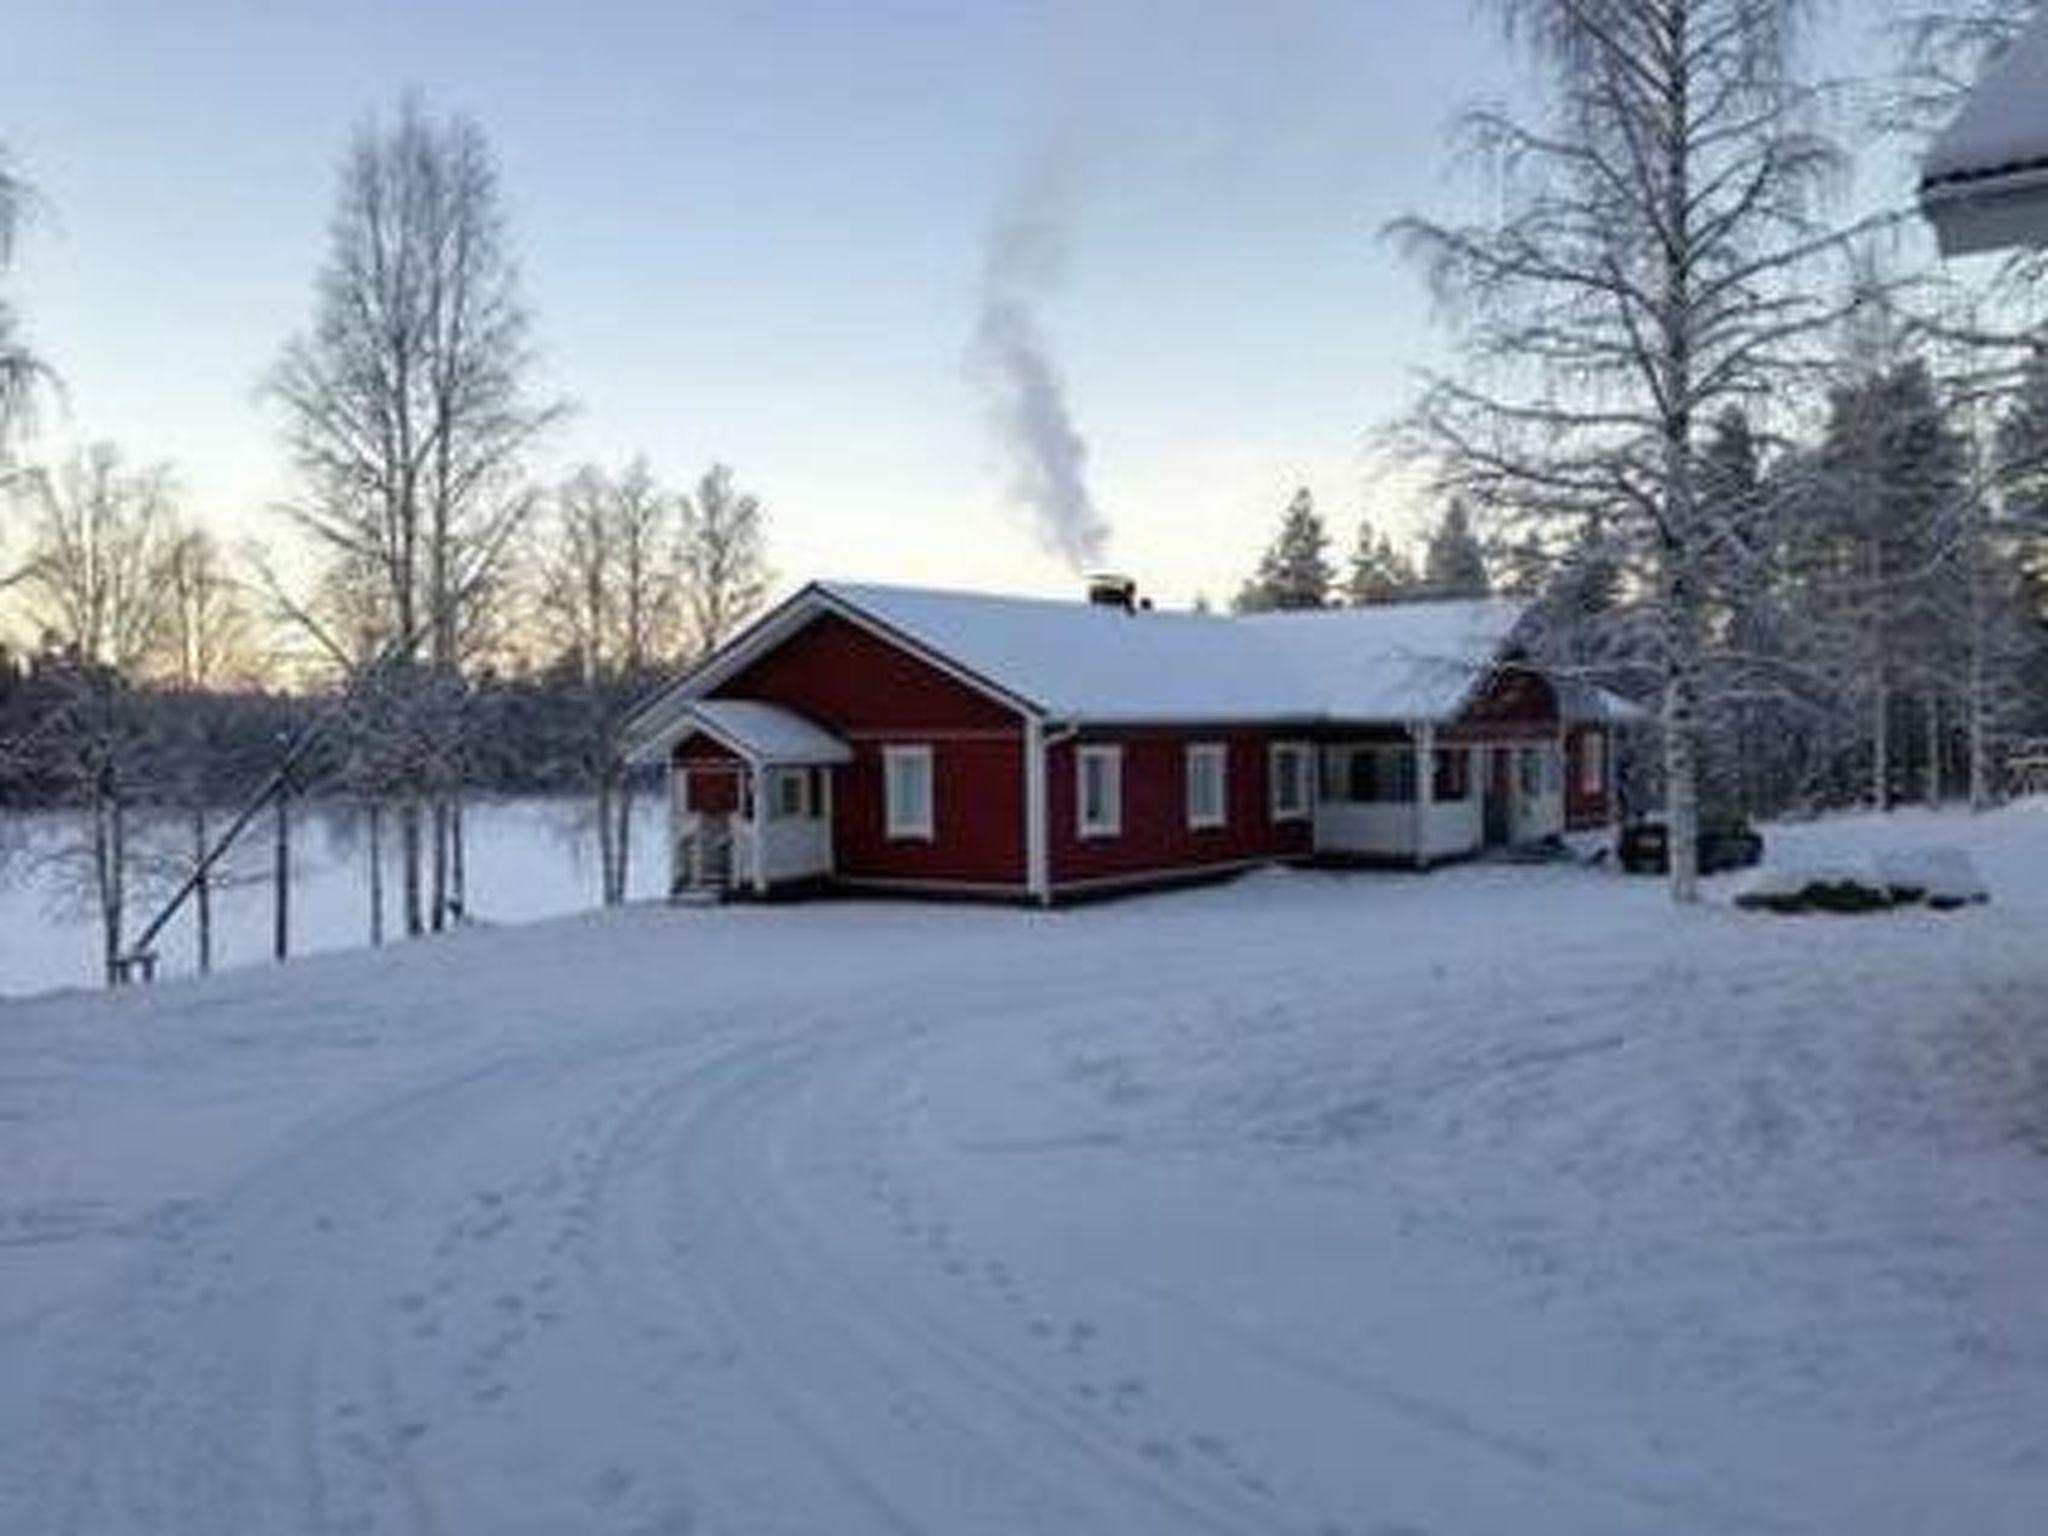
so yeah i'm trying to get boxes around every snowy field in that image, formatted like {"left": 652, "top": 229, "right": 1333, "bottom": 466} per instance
{"left": 4, "top": 803, "right": 2048, "bottom": 1533}
{"left": 0, "top": 795, "right": 671, "bottom": 998}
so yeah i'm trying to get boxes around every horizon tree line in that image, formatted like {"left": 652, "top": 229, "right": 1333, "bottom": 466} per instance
{"left": 0, "top": 102, "right": 770, "bottom": 985}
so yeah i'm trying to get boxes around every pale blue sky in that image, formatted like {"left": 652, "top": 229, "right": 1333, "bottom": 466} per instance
{"left": 5, "top": 1, "right": 1910, "bottom": 607}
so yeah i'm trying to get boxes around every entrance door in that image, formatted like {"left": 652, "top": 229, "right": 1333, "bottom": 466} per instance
{"left": 1482, "top": 746, "right": 1512, "bottom": 845}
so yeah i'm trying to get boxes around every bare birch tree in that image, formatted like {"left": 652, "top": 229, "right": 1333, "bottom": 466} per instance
{"left": 1393, "top": 0, "right": 1872, "bottom": 901}
{"left": 0, "top": 153, "right": 49, "bottom": 466}
{"left": 270, "top": 97, "right": 564, "bottom": 937}
{"left": 531, "top": 458, "right": 685, "bottom": 904}
{"left": 679, "top": 464, "right": 769, "bottom": 658}
{"left": 8, "top": 445, "right": 175, "bottom": 981}
{"left": 154, "top": 527, "right": 258, "bottom": 973}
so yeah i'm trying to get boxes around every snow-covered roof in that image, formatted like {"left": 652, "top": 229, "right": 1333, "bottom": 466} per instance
{"left": 627, "top": 581, "right": 1534, "bottom": 742}
{"left": 1556, "top": 679, "right": 1653, "bottom": 726}
{"left": 1234, "top": 598, "right": 1530, "bottom": 724}
{"left": 1922, "top": 15, "right": 2048, "bottom": 255}
{"left": 626, "top": 697, "right": 852, "bottom": 768}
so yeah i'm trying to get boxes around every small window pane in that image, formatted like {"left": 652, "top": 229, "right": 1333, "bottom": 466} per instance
{"left": 773, "top": 769, "right": 807, "bottom": 819}
{"left": 884, "top": 748, "right": 933, "bottom": 839}
{"left": 1271, "top": 744, "right": 1309, "bottom": 818}
{"left": 1079, "top": 747, "right": 1122, "bottom": 837}
{"left": 1433, "top": 748, "right": 1469, "bottom": 802}
{"left": 1188, "top": 744, "right": 1226, "bottom": 828}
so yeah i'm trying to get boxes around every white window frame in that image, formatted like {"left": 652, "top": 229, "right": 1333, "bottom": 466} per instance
{"left": 770, "top": 766, "right": 810, "bottom": 820}
{"left": 1186, "top": 742, "right": 1228, "bottom": 830}
{"left": 882, "top": 745, "right": 934, "bottom": 841}
{"left": 1269, "top": 741, "right": 1311, "bottom": 821}
{"left": 1077, "top": 745, "right": 1123, "bottom": 840}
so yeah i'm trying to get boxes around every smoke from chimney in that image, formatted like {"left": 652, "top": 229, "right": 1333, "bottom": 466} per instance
{"left": 966, "top": 158, "right": 1109, "bottom": 572}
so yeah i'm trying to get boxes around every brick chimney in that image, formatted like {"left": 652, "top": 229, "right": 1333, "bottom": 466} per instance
{"left": 1086, "top": 574, "right": 1137, "bottom": 613}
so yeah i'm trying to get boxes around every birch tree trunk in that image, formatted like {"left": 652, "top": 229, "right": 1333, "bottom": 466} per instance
{"left": 1664, "top": 558, "right": 1704, "bottom": 905}
{"left": 402, "top": 799, "right": 423, "bottom": 936}
{"left": 273, "top": 782, "right": 291, "bottom": 963}
{"left": 614, "top": 774, "right": 633, "bottom": 905}
{"left": 369, "top": 799, "right": 386, "bottom": 947}
{"left": 1916, "top": 696, "right": 1933, "bottom": 811}
{"left": 431, "top": 797, "right": 449, "bottom": 932}
{"left": 449, "top": 795, "right": 466, "bottom": 921}
{"left": 192, "top": 806, "right": 213, "bottom": 976}
{"left": 596, "top": 773, "right": 618, "bottom": 906}
{"left": 93, "top": 789, "right": 121, "bottom": 987}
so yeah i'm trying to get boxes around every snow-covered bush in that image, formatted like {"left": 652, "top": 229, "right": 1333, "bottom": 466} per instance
{"left": 1733, "top": 850, "right": 1990, "bottom": 915}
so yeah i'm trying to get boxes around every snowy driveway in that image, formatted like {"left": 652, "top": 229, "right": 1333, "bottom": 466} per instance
{"left": 6, "top": 806, "right": 2048, "bottom": 1533}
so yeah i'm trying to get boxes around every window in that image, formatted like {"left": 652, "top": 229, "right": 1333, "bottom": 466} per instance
{"left": 1518, "top": 744, "right": 1561, "bottom": 797}
{"left": 770, "top": 767, "right": 809, "bottom": 820}
{"left": 1577, "top": 733, "right": 1605, "bottom": 795}
{"left": 1270, "top": 742, "right": 1311, "bottom": 820}
{"left": 1077, "top": 745, "right": 1123, "bottom": 838}
{"left": 1186, "top": 743, "right": 1228, "bottom": 830}
{"left": 882, "top": 746, "right": 933, "bottom": 840}
{"left": 1323, "top": 745, "right": 1415, "bottom": 804}
{"left": 1433, "top": 747, "right": 1470, "bottom": 802}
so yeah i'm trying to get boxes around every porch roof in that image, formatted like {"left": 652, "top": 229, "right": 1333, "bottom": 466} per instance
{"left": 627, "top": 698, "right": 852, "bottom": 768}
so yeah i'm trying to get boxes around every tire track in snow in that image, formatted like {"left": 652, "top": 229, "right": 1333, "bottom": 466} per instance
{"left": 4, "top": 1027, "right": 751, "bottom": 1535}
{"left": 614, "top": 1022, "right": 1296, "bottom": 1535}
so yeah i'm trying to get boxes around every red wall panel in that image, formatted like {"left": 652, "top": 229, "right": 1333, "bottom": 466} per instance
{"left": 1564, "top": 725, "right": 1611, "bottom": 828}
{"left": 1048, "top": 730, "right": 1312, "bottom": 889}
{"left": 1443, "top": 665, "right": 1560, "bottom": 743}
{"left": 716, "top": 613, "right": 1019, "bottom": 732}
{"left": 709, "top": 612, "right": 1027, "bottom": 888}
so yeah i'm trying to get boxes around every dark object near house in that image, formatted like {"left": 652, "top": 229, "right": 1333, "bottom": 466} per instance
{"left": 1732, "top": 850, "right": 1992, "bottom": 916}
{"left": 1618, "top": 815, "right": 1763, "bottom": 876}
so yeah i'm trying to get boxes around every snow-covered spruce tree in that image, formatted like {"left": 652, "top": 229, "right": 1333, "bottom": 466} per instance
{"left": 1419, "top": 500, "right": 1491, "bottom": 599}
{"left": 270, "top": 98, "right": 564, "bottom": 939}
{"left": 1989, "top": 346, "right": 2048, "bottom": 784}
{"left": 1393, "top": 0, "right": 1867, "bottom": 902}
{"left": 1344, "top": 513, "right": 1419, "bottom": 605}
{"left": 1236, "top": 488, "right": 1335, "bottom": 611}
{"left": 1793, "top": 357, "right": 1971, "bottom": 810}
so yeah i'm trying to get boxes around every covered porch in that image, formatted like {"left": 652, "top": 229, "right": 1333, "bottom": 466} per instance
{"left": 1313, "top": 728, "right": 1563, "bottom": 866}
{"left": 628, "top": 699, "right": 851, "bottom": 899}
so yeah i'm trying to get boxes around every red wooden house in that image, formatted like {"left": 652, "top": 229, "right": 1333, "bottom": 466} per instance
{"left": 626, "top": 579, "right": 1640, "bottom": 903}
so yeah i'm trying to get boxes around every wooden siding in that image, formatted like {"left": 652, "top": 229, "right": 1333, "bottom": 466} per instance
{"left": 1047, "top": 729, "right": 1312, "bottom": 891}
{"left": 1564, "top": 724, "right": 1611, "bottom": 829}
{"left": 710, "top": 612, "right": 1028, "bottom": 889}
{"left": 1441, "top": 663, "right": 1560, "bottom": 743}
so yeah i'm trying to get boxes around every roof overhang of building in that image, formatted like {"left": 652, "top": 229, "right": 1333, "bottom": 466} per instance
{"left": 1921, "top": 15, "right": 2048, "bottom": 256}
{"left": 625, "top": 697, "right": 853, "bottom": 769}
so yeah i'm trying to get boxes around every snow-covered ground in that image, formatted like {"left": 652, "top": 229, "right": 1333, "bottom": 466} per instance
{"left": 0, "top": 795, "right": 671, "bottom": 997}
{"left": 4, "top": 802, "right": 2047, "bottom": 1533}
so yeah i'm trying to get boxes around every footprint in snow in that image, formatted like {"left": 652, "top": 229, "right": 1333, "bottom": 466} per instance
{"left": 631, "top": 1510, "right": 695, "bottom": 1536}
{"left": 589, "top": 1466, "right": 636, "bottom": 1506}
